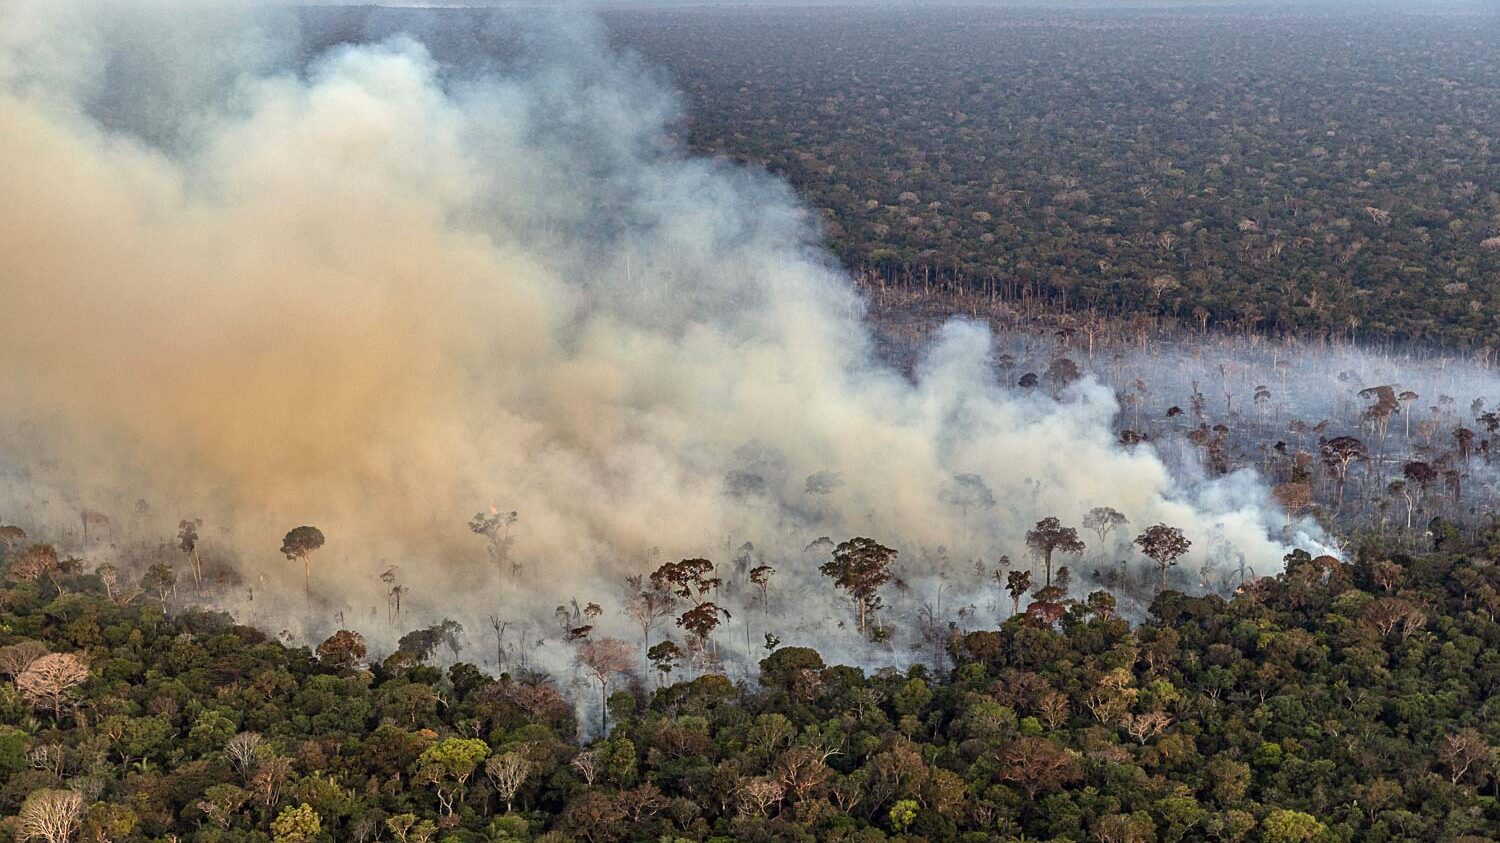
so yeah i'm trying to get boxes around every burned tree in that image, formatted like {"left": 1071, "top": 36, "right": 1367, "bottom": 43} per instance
{"left": 1398, "top": 390, "right": 1419, "bottom": 438}
{"left": 1026, "top": 517, "right": 1085, "bottom": 588}
{"left": 819, "top": 537, "right": 896, "bottom": 637}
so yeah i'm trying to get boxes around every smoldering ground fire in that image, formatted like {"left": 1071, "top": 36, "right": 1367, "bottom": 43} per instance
{"left": 0, "top": 2, "right": 1325, "bottom": 673}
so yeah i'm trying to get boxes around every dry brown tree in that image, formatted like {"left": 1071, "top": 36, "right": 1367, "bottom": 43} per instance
{"left": 576, "top": 637, "right": 634, "bottom": 734}
{"left": 0, "top": 639, "right": 49, "bottom": 679}
{"left": 18, "top": 788, "right": 84, "bottom": 843}
{"left": 16, "top": 652, "right": 89, "bottom": 721}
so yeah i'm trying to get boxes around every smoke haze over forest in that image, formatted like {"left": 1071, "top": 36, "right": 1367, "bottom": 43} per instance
{"left": 0, "top": 0, "right": 1379, "bottom": 671}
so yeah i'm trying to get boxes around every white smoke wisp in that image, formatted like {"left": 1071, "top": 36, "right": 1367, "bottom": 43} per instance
{"left": 0, "top": 2, "right": 1322, "bottom": 667}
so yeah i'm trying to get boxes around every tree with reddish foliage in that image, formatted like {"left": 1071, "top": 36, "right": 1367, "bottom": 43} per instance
{"left": 8, "top": 543, "right": 60, "bottom": 589}
{"left": 1026, "top": 517, "right": 1085, "bottom": 587}
{"left": 998, "top": 737, "right": 1080, "bottom": 800}
{"left": 650, "top": 558, "right": 720, "bottom": 606}
{"left": 316, "top": 629, "right": 367, "bottom": 672}
{"left": 1359, "top": 385, "right": 1400, "bottom": 447}
{"left": 676, "top": 602, "right": 731, "bottom": 664}
{"left": 577, "top": 637, "right": 634, "bottom": 733}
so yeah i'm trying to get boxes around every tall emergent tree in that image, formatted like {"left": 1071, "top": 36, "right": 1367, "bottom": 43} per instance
{"left": 1026, "top": 517, "right": 1085, "bottom": 587}
{"left": 820, "top": 537, "right": 896, "bottom": 636}
{"left": 178, "top": 517, "right": 204, "bottom": 591}
{"left": 1135, "top": 524, "right": 1192, "bottom": 588}
{"left": 280, "top": 526, "right": 326, "bottom": 599}
{"left": 577, "top": 637, "right": 634, "bottom": 734}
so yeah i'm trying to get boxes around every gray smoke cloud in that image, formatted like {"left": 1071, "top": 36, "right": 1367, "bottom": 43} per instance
{"left": 0, "top": 1, "right": 1324, "bottom": 674}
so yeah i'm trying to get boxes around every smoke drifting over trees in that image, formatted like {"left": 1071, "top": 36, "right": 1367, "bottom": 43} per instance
{"left": 0, "top": 2, "right": 1320, "bottom": 667}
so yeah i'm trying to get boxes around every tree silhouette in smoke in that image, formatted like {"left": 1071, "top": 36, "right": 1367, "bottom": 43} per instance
{"left": 177, "top": 518, "right": 204, "bottom": 592}
{"left": 1135, "top": 524, "right": 1191, "bottom": 589}
{"left": 1026, "top": 517, "right": 1085, "bottom": 588}
{"left": 820, "top": 537, "right": 896, "bottom": 637}
{"left": 280, "top": 526, "right": 325, "bottom": 600}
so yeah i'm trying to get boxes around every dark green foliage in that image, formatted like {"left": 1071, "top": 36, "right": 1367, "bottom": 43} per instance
{"left": 3, "top": 537, "right": 1499, "bottom": 841}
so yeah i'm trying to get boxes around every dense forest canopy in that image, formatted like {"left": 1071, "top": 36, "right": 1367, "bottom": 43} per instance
{"left": 298, "top": 3, "right": 1500, "bottom": 345}
{"left": 2, "top": 530, "right": 1499, "bottom": 842}
{"left": 593, "top": 5, "right": 1500, "bottom": 346}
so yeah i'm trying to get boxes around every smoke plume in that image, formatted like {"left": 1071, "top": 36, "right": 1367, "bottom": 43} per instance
{"left": 0, "top": 2, "right": 1320, "bottom": 666}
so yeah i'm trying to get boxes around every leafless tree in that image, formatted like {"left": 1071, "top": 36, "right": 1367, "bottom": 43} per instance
{"left": 577, "top": 637, "right": 634, "bottom": 733}
{"left": 486, "top": 752, "right": 531, "bottom": 813}
{"left": 1082, "top": 507, "right": 1128, "bottom": 549}
{"left": 624, "top": 577, "right": 674, "bottom": 666}
{"left": 571, "top": 749, "right": 601, "bottom": 787}
{"left": 0, "top": 639, "right": 49, "bottom": 679}
{"left": 224, "top": 732, "right": 265, "bottom": 782}
{"left": 1437, "top": 729, "right": 1489, "bottom": 785}
{"left": 736, "top": 777, "right": 785, "bottom": 817}
{"left": 18, "top": 788, "right": 84, "bottom": 843}
{"left": 16, "top": 652, "right": 89, "bottom": 721}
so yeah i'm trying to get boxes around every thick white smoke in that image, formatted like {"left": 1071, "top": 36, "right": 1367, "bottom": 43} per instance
{"left": 0, "top": 2, "right": 1321, "bottom": 670}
